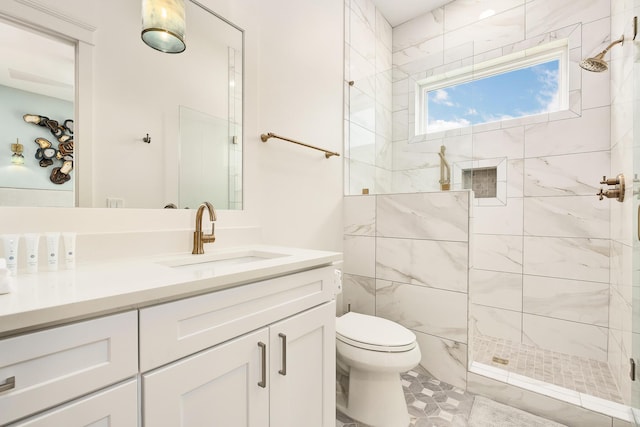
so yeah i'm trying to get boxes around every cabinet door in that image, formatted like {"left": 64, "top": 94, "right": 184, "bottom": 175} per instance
{"left": 10, "top": 379, "right": 138, "bottom": 427}
{"left": 270, "top": 301, "right": 336, "bottom": 427}
{"left": 143, "top": 327, "right": 269, "bottom": 427}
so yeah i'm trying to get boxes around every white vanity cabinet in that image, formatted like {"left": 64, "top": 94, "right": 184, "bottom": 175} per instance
{"left": 140, "top": 266, "right": 337, "bottom": 427}
{"left": 0, "top": 311, "right": 138, "bottom": 426}
{"left": 0, "top": 252, "right": 340, "bottom": 427}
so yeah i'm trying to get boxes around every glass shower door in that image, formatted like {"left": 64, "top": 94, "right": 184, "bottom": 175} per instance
{"left": 631, "top": 3, "right": 640, "bottom": 419}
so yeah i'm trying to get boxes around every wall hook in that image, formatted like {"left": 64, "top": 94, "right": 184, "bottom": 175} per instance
{"left": 143, "top": 133, "right": 151, "bottom": 144}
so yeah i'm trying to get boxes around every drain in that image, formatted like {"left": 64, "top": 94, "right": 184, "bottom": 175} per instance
{"left": 492, "top": 356, "right": 509, "bottom": 365}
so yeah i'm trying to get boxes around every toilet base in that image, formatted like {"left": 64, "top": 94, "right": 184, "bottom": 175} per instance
{"left": 339, "top": 368, "right": 410, "bottom": 427}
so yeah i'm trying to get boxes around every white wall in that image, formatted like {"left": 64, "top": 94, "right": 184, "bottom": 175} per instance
{"left": 0, "top": 0, "right": 344, "bottom": 264}
{"left": 255, "top": 0, "right": 344, "bottom": 250}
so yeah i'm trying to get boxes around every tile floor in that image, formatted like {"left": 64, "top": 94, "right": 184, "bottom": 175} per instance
{"left": 473, "top": 335, "right": 623, "bottom": 403}
{"left": 336, "top": 366, "right": 474, "bottom": 427}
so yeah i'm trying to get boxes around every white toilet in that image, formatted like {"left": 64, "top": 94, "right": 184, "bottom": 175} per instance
{"left": 336, "top": 312, "right": 421, "bottom": 427}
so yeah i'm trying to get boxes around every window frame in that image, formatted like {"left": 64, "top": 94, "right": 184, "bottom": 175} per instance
{"left": 416, "top": 39, "right": 569, "bottom": 135}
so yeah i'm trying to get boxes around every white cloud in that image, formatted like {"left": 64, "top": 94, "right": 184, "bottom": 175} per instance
{"left": 427, "top": 118, "right": 471, "bottom": 133}
{"left": 533, "top": 66, "right": 559, "bottom": 113}
{"left": 431, "top": 89, "right": 455, "bottom": 107}
{"left": 465, "top": 108, "right": 478, "bottom": 116}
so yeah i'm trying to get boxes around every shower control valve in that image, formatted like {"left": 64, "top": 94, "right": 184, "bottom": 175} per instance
{"left": 596, "top": 173, "right": 625, "bottom": 202}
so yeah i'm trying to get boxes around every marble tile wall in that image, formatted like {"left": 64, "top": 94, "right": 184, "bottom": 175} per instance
{"left": 388, "top": 0, "right": 614, "bottom": 369}
{"left": 343, "top": 0, "right": 640, "bottom": 409}
{"left": 342, "top": 192, "right": 470, "bottom": 389}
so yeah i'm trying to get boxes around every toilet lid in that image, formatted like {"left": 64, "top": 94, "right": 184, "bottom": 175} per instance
{"left": 336, "top": 312, "right": 416, "bottom": 352}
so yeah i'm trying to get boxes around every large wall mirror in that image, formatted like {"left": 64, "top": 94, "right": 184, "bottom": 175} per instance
{"left": 0, "top": 0, "right": 243, "bottom": 210}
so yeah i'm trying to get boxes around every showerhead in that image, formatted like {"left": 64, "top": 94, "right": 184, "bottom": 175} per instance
{"left": 579, "top": 53, "right": 609, "bottom": 72}
{"left": 579, "top": 35, "right": 624, "bottom": 73}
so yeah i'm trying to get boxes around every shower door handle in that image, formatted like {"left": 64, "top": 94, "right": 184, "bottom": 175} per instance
{"left": 278, "top": 333, "right": 287, "bottom": 376}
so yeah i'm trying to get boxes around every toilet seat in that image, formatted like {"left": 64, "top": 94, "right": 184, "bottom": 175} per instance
{"left": 336, "top": 312, "right": 416, "bottom": 352}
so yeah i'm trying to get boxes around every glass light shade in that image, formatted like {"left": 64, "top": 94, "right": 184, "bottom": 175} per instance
{"left": 11, "top": 153, "right": 24, "bottom": 165}
{"left": 141, "top": 0, "right": 186, "bottom": 53}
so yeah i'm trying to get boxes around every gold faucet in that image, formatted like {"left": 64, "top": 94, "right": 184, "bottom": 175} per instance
{"left": 192, "top": 202, "right": 217, "bottom": 254}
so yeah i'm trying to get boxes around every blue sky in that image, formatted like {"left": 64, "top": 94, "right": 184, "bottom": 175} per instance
{"left": 426, "top": 59, "right": 560, "bottom": 132}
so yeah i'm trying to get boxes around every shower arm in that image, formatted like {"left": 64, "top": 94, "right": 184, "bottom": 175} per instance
{"left": 597, "top": 35, "right": 624, "bottom": 56}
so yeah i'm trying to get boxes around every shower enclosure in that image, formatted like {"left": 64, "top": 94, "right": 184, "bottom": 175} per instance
{"left": 343, "top": 0, "right": 640, "bottom": 423}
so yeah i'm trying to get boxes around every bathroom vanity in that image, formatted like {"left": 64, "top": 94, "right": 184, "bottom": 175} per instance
{"left": 0, "top": 245, "right": 341, "bottom": 427}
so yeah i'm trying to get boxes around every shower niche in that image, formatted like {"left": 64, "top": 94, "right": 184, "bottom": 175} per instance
{"left": 454, "top": 158, "right": 507, "bottom": 206}
{"left": 462, "top": 168, "right": 497, "bottom": 198}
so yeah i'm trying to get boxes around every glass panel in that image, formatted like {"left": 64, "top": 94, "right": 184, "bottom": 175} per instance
{"left": 632, "top": 2, "right": 640, "bottom": 421}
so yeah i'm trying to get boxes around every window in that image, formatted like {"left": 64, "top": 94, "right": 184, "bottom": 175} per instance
{"left": 417, "top": 41, "right": 568, "bottom": 134}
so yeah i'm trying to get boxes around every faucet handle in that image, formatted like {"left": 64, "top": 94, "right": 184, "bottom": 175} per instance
{"left": 596, "top": 188, "right": 605, "bottom": 200}
{"left": 600, "top": 176, "right": 620, "bottom": 186}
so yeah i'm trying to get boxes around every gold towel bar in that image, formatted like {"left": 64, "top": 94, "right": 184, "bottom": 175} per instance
{"left": 260, "top": 132, "right": 340, "bottom": 159}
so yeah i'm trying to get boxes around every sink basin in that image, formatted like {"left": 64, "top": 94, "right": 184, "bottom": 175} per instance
{"left": 158, "top": 249, "right": 288, "bottom": 272}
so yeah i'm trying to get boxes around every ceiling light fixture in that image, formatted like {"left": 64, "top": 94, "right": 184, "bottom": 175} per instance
{"left": 141, "top": 0, "right": 186, "bottom": 54}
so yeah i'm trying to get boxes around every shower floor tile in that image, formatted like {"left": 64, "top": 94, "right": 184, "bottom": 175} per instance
{"left": 336, "top": 366, "right": 474, "bottom": 427}
{"left": 473, "top": 335, "right": 623, "bottom": 404}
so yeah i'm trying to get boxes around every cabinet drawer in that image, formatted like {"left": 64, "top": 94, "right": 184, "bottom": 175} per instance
{"left": 8, "top": 379, "right": 138, "bottom": 427}
{"left": 140, "top": 266, "right": 335, "bottom": 371}
{"left": 0, "top": 311, "right": 138, "bottom": 425}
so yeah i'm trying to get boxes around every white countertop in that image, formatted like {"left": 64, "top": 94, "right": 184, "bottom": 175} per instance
{"left": 0, "top": 245, "right": 342, "bottom": 337}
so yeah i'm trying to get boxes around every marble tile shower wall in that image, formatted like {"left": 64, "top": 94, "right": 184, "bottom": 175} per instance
{"left": 344, "top": 0, "right": 393, "bottom": 195}
{"left": 389, "top": 0, "right": 614, "bottom": 372}
{"left": 342, "top": 0, "right": 636, "bottom": 399}
{"left": 342, "top": 192, "right": 470, "bottom": 389}
{"left": 608, "top": 0, "right": 637, "bottom": 405}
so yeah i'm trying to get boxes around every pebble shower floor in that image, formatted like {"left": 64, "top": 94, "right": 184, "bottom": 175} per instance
{"left": 473, "top": 335, "right": 623, "bottom": 403}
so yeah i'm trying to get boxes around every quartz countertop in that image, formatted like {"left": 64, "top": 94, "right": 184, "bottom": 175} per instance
{"left": 0, "top": 244, "right": 342, "bottom": 337}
